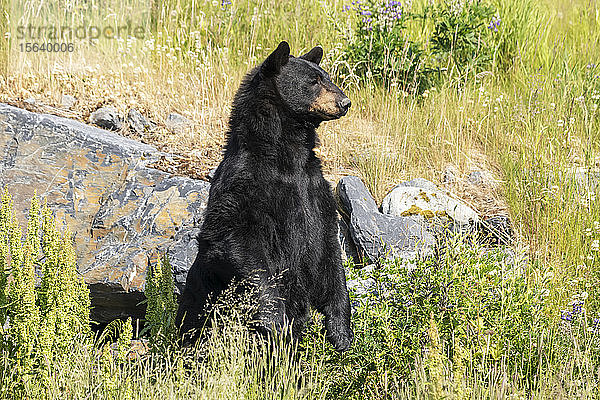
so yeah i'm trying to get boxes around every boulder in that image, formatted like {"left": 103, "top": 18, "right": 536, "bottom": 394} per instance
{"left": 61, "top": 94, "right": 77, "bottom": 109}
{"left": 571, "top": 166, "right": 600, "bottom": 192}
{"left": 381, "top": 178, "right": 480, "bottom": 226}
{"left": 90, "top": 106, "right": 123, "bottom": 131}
{"left": 338, "top": 217, "right": 359, "bottom": 262}
{"left": 127, "top": 108, "right": 154, "bottom": 134}
{"left": 0, "top": 103, "right": 208, "bottom": 323}
{"left": 207, "top": 167, "right": 218, "bottom": 181}
{"left": 381, "top": 178, "right": 516, "bottom": 245}
{"left": 467, "top": 169, "right": 499, "bottom": 187}
{"left": 165, "top": 112, "right": 193, "bottom": 133}
{"left": 442, "top": 165, "right": 458, "bottom": 184}
{"left": 337, "top": 176, "right": 436, "bottom": 263}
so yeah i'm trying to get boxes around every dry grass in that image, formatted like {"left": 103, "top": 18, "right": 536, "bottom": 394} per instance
{"left": 0, "top": 0, "right": 515, "bottom": 217}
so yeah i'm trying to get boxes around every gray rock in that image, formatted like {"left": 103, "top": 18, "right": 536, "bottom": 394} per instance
{"left": 337, "top": 176, "right": 436, "bottom": 262}
{"left": 346, "top": 277, "right": 377, "bottom": 298}
{"left": 525, "top": 166, "right": 600, "bottom": 194}
{"left": 338, "top": 217, "right": 359, "bottom": 263}
{"left": 337, "top": 175, "right": 378, "bottom": 215}
{"left": 165, "top": 112, "right": 193, "bottom": 133}
{"left": 442, "top": 165, "right": 458, "bottom": 184}
{"left": 61, "top": 95, "right": 76, "bottom": 109}
{"left": 168, "top": 227, "right": 202, "bottom": 293}
{"left": 207, "top": 167, "right": 218, "bottom": 181}
{"left": 468, "top": 170, "right": 498, "bottom": 187}
{"left": 90, "top": 106, "right": 123, "bottom": 131}
{"left": 346, "top": 265, "right": 377, "bottom": 303}
{"left": 381, "top": 178, "right": 480, "bottom": 226}
{"left": 468, "top": 170, "right": 484, "bottom": 185}
{"left": 127, "top": 108, "right": 154, "bottom": 134}
{"left": 0, "top": 103, "right": 208, "bottom": 323}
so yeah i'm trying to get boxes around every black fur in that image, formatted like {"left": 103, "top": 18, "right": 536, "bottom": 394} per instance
{"left": 176, "top": 41, "right": 353, "bottom": 351}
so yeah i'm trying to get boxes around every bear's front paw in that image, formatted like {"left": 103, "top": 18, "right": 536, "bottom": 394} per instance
{"left": 326, "top": 324, "right": 353, "bottom": 352}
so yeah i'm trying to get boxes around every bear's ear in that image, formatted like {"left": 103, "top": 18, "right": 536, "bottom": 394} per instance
{"left": 261, "top": 41, "right": 290, "bottom": 77}
{"left": 300, "top": 46, "right": 323, "bottom": 65}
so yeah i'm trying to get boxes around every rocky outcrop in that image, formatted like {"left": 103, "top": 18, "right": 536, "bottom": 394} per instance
{"left": 0, "top": 103, "right": 209, "bottom": 323}
{"left": 337, "top": 176, "right": 436, "bottom": 262}
{"left": 89, "top": 106, "right": 124, "bottom": 131}
{"left": 165, "top": 112, "right": 193, "bottom": 133}
{"left": 337, "top": 176, "right": 514, "bottom": 263}
{"left": 127, "top": 109, "right": 154, "bottom": 134}
{"left": 381, "top": 178, "right": 480, "bottom": 226}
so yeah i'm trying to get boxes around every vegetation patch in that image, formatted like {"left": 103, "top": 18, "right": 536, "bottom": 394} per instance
{"left": 400, "top": 204, "right": 447, "bottom": 219}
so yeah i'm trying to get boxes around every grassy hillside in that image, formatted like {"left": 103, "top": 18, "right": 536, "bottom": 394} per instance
{"left": 1, "top": 0, "right": 600, "bottom": 398}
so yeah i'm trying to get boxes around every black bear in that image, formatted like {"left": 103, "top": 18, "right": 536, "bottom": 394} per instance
{"left": 176, "top": 41, "right": 353, "bottom": 351}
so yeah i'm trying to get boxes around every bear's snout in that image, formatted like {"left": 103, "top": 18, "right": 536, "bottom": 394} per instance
{"left": 338, "top": 97, "right": 351, "bottom": 115}
{"left": 309, "top": 87, "right": 352, "bottom": 120}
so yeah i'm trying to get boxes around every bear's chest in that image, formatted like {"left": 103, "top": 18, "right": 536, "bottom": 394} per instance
{"left": 266, "top": 174, "right": 324, "bottom": 251}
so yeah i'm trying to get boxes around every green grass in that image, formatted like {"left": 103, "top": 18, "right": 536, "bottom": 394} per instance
{"left": 2, "top": 0, "right": 600, "bottom": 398}
{"left": 2, "top": 241, "right": 599, "bottom": 399}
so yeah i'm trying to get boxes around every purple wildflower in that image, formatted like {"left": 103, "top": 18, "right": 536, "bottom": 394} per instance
{"left": 573, "top": 301, "right": 584, "bottom": 314}
{"left": 561, "top": 310, "right": 574, "bottom": 322}
{"left": 487, "top": 14, "right": 501, "bottom": 32}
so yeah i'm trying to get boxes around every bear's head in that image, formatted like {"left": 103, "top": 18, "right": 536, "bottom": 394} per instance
{"left": 260, "top": 41, "right": 351, "bottom": 121}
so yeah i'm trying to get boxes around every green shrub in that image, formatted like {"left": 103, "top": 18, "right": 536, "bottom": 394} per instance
{"left": 0, "top": 190, "right": 90, "bottom": 395}
{"left": 338, "top": 0, "right": 433, "bottom": 94}
{"left": 337, "top": 0, "right": 508, "bottom": 93}
{"left": 429, "top": 0, "right": 498, "bottom": 78}
{"left": 97, "top": 317, "right": 135, "bottom": 397}
{"left": 144, "top": 255, "right": 178, "bottom": 353}
{"left": 303, "top": 237, "right": 551, "bottom": 399}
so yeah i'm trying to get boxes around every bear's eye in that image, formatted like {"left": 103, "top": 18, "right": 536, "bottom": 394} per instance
{"left": 310, "top": 77, "right": 319, "bottom": 85}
